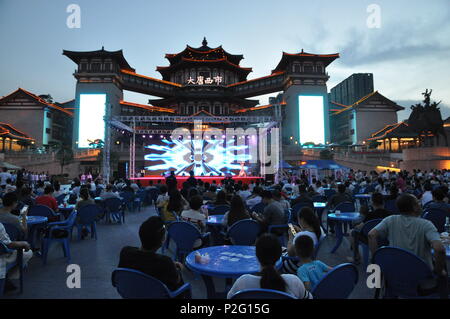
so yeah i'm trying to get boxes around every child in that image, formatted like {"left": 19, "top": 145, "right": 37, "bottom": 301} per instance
{"left": 295, "top": 235, "right": 332, "bottom": 291}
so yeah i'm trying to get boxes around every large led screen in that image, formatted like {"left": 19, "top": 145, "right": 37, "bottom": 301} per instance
{"left": 144, "top": 137, "right": 251, "bottom": 176}
{"left": 298, "top": 95, "right": 325, "bottom": 145}
{"left": 78, "top": 94, "right": 106, "bottom": 148}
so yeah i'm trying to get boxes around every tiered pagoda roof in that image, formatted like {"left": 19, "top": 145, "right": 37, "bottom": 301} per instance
{"left": 156, "top": 38, "right": 252, "bottom": 81}
{"left": 63, "top": 47, "right": 135, "bottom": 72}
{"left": 272, "top": 50, "right": 340, "bottom": 73}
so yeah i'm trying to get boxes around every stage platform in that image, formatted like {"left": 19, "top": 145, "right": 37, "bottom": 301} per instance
{"left": 130, "top": 176, "right": 262, "bottom": 188}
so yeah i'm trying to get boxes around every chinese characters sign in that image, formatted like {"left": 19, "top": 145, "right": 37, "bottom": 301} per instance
{"left": 187, "top": 76, "right": 223, "bottom": 85}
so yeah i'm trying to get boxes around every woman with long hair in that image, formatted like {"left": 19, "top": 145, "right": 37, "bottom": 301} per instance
{"left": 222, "top": 195, "right": 250, "bottom": 228}
{"left": 161, "top": 190, "right": 188, "bottom": 222}
{"left": 227, "top": 234, "right": 311, "bottom": 299}
{"left": 283, "top": 207, "right": 325, "bottom": 274}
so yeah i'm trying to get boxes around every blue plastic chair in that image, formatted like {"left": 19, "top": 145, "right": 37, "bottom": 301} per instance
{"left": 104, "top": 197, "right": 125, "bottom": 224}
{"left": 324, "top": 189, "right": 336, "bottom": 199}
{"left": 311, "top": 263, "right": 359, "bottom": 299}
{"left": 2, "top": 223, "right": 25, "bottom": 294}
{"left": 134, "top": 190, "right": 147, "bottom": 212}
{"left": 41, "top": 211, "right": 77, "bottom": 265}
{"left": 384, "top": 199, "right": 398, "bottom": 214}
{"left": 28, "top": 204, "right": 61, "bottom": 220}
{"left": 211, "top": 205, "right": 230, "bottom": 215}
{"left": 230, "top": 288, "right": 296, "bottom": 299}
{"left": 76, "top": 204, "right": 101, "bottom": 240}
{"left": 423, "top": 209, "right": 448, "bottom": 233}
{"left": 55, "top": 194, "right": 66, "bottom": 205}
{"left": 334, "top": 201, "right": 356, "bottom": 213}
{"left": 291, "top": 202, "right": 314, "bottom": 222}
{"left": 312, "top": 195, "right": 327, "bottom": 203}
{"left": 112, "top": 268, "right": 191, "bottom": 299}
{"left": 250, "top": 202, "right": 266, "bottom": 215}
{"left": 166, "top": 221, "right": 210, "bottom": 261}
{"left": 358, "top": 218, "right": 383, "bottom": 267}
{"left": 120, "top": 191, "right": 135, "bottom": 212}
{"left": 227, "top": 219, "right": 260, "bottom": 245}
{"left": 148, "top": 188, "right": 160, "bottom": 206}
{"left": 372, "top": 246, "right": 434, "bottom": 298}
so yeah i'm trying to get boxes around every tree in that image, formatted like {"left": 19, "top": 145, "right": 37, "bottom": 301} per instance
{"left": 49, "top": 141, "right": 74, "bottom": 174}
{"left": 320, "top": 149, "right": 334, "bottom": 160}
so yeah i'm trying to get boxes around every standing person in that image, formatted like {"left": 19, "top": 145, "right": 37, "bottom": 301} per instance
{"left": 227, "top": 234, "right": 312, "bottom": 299}
{"left": 166, "top": 171, "right": 178, "bottom": 193}
{"left": 186, "top": 170, "right": 197, "bottom": 189}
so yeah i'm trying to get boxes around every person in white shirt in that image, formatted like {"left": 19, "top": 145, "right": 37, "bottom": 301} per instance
{"left": 180, "top": 195, "right": 207, "bottom": 248}
{"left": 0, "top": 168, "right": 12, "bottom": 188}
{"left": 237, "top": 184, "right": 252, "bottom": 201}
{"left": 246, "top": 187, "right": 263, "bottom": 208}
{"left": 421, "top": 183, "right": 433, "bottom": 206}
{"left": 227, "top": 233, "right": 312, "bottom": 299}
{"left": 100, "top": 184, "right": 120, "bottom": 200}
{"left": 156, "top": 185, "right": 169, "bottom": 208}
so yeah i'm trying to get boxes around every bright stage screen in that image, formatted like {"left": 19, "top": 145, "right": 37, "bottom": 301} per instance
{"left": 78, "top": 94, "right": 106, "bottom": 148}
{"left": 144, "top": 138, "right": 252, "bottom": 176}
{"left": 298, "top": 95, "right": 325, "bottom": 145}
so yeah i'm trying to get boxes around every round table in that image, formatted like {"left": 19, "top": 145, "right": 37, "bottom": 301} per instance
{"left": 328, "top": 212, "right": 361, "bottom": 253}
{"left": 186, "top": 245, "right": 282, "bottom": 299}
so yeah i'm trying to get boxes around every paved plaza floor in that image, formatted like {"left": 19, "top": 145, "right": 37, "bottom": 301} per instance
{"left": 4, "top": 205, "right": 375, "bottom": 299}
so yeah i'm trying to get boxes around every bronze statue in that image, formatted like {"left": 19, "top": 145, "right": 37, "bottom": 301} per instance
{"left": 408, "top": 89, "right": 448, "bottom": 146}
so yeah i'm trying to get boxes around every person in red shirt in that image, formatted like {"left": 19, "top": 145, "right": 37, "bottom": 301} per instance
{"left": 35, "top": 185, "right": 59, "bottom": 213}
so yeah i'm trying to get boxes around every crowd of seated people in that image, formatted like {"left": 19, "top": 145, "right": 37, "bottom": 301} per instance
{"left": 1, "top": 166, "right": 450, "bottom": 298}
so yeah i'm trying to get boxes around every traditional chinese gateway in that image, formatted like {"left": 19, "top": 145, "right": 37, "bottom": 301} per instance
{"left": 63, "top": 38, "right": 340, "bottom": 180}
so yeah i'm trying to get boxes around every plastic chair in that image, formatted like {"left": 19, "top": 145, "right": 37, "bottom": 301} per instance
{"left": 75, "top": 204, "right": 101, "bottom": 240}
{"left": 324, "top": 189, "right": 336, "bottom": 199}
{"left": 210, "top": 205, "right": 230, "bottom": 215}
{"left": 334, "top": 202, "right": 356, "bottom": 213}
{"left": 227, "top": 219, "right": 260, "bottom": 245}
{"left": 112, "top": 268, "right": 191, "bottom": 299}
{"left": 28, "top": 204, "right": 61, "bottom": 220}
{"left": 250, "top": 202, "right": 266, "bottom": 215}
{"left": 372, "top": 246, "right": 434, "bottom": 298}
{"left": 2, "top": 223, "right": 24, "bottom": 294}
{"left": 120, "top": 191, "right": 135, "bottom": 212}
{"left": 358, "top": 218, "right": 383, "bottom": 267}
{"left": 148, "top": 188, "right": 160, "bottom": 206}
{"left": 423, "top": 209, "right": 448, "bottom": 233}
{"left": 104, "top": 198, "right": 125, "bottom": 224}
{"left": 41, "top": 211, "right": 77, "bottom": 265}
{"left": 311, "top": 263, "right": 359, "bottom": 299}
{"left": 55, "top": 194, "right": 66, "bottom": 205}
{"left": 312, "top": 195, "right": 327, "bottom": 203}
{"left": 230, "top": 288, "right": 296, "bottom": 299}
{"left": 166, "top": 221, "right": 210, "bottom": 261}
{"left": 384, "top": 199, "right": 398, "bottom": 214}
{"left": 134, "top": 190, "right": 147, "bottom": 212}
{"left": 291, "top": 202, "right": 314, "bottom": 222}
